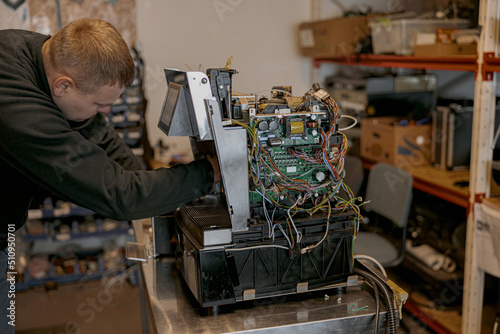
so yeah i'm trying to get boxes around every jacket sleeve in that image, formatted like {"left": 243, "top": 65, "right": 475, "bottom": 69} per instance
{"left": 70, "top": 113, "right": 143, "bottom": 171}
{"left": 0, "top": 105, "right": 214, "bottom": 221}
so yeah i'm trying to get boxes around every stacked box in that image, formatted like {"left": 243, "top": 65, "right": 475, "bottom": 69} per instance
{"left": 297, "top": 16, "right": 370, "bottom": 57}
{"left": 361, "top": 117, "right": 432, "bottom": 169}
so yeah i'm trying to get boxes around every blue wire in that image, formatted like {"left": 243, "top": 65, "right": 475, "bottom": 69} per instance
{"left": 276, "top": 223, "right": 292, "bottom": 249}
{"left": 261, "top": 190, "right": 276, "bottom": 241}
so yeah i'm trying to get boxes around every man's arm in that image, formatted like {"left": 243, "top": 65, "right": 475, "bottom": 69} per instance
{"left": 0, "top": 106, "right": 214, "bottom": 221}
{"left": 70, "top": 113, "right": 143, "bottom": 171}
{"left": 207, "top": 156, "right": 221, "bottom": 184}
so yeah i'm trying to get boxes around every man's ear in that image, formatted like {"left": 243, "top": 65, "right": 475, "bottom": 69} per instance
{"left": 52, "top": 76, "right": 74, "bottom": 97}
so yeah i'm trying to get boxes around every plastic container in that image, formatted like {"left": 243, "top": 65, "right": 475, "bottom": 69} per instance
{"left": 370, "top": 18, "right": 469, "bottom": 55}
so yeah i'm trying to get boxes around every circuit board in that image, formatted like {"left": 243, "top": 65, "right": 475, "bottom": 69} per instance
{"left": 247, "top": 105, "right": 345, "bottom": 208}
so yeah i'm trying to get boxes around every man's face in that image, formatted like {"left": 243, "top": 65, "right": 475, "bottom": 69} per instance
{"left": 56, "top": 83, "right": 124, "bottom": 122}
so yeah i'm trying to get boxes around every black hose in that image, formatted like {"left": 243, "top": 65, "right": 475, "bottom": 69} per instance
{"left": 353, "top": 267, "right": 398, "bottom": 334}
{"left": 365, "top": 277, "right": 380, "bottom": 334}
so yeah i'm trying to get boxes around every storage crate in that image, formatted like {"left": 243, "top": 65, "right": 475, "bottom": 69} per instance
{"left": 361, "top": 117, "right": 432, "bottom": 169}
{"left": 369, "top": 18, "right": 469, "bottom": 55}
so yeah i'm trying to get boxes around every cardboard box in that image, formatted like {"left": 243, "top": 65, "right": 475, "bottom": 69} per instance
{"left": 361, "top": 117, "right": 432, "bottom": 169}
{"left": 413, "top": 43, "right": 476, "bottom": 57}
{"left": 297, "top": 16, "right": 370, "bottom": 57}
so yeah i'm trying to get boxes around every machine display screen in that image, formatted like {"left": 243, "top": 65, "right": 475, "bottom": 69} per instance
{"left": 158, "top": 82, "right": 182, "bottom": 135}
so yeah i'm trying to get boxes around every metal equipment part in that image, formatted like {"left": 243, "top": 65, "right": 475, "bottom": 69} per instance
{"left": 156, "top": 68, "right": 365, "bottom": 307}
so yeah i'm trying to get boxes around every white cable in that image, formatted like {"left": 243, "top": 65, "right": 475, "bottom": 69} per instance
{"left": 354, "top": 255, "right": 388, "bottom": 277}
{"left": 263, "top": 193, "right": 273, "bottom": 239}
{"left": 275, "top": 223, "right": 292, "bottom": 249}
{"left": 249, "top": 88, "right": 292, "bottom": 97}
{"left": 288, "top": 197, "right": 302, "bottom": 244}
{"left": 338, "top": 114, "right": 358, "bottom": 131}
{"left": 225, "top": 244, "right": 290, "bottom": 252}
{"left": 301, "top": 200, "right": 331, "bottom": 254}
{"left": 296, "top": 169, "right": 314, "bottom": 178}
{"left": 255, "top": 189, "right": 272, "bottom": 204}
{"left": 271, "top": 89, "right": 292, "bottom": 96}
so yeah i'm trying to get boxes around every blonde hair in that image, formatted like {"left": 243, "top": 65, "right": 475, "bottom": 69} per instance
{"left": 45, "top": 18, "right": 135, "bottom": 94}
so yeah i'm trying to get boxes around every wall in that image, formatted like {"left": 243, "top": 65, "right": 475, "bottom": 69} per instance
{"left": 0, "top": 1, "right": 30, "bottom": 30}
{"left": 136, "top": 0, "right": 312, "bottom": 146}
{"left": 29, "top": 0, "right": 136, "bottom": 46}
{"left": 137, "top": 0, "right": 405, "bottom": 147}
{"left": 0, "top": 0, "right": 136, "bottom": 46}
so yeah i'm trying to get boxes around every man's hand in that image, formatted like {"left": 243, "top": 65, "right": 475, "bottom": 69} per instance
{"left": 207, "top": 156, "right": 221, "bottom": 185}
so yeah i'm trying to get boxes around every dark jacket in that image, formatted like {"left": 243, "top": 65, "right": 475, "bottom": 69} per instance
{"left": 0, "top": 29, "right": 213, "bottom": 248}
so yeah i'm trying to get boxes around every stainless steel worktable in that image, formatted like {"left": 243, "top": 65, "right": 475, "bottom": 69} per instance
{"left": 133, "top": 219, "right": 389, "bottom": 333}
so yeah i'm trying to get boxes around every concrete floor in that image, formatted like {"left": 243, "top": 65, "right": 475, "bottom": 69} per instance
{"left": 15, "top": 272, "right": 141, "bottom": 334}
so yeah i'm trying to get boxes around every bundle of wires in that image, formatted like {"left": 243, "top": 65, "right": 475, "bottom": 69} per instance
{"left": 353, "top": 267, "right": 398, "bottom": 334}
{"left": 230, "top": 87, "right": 365, "bottom": 255}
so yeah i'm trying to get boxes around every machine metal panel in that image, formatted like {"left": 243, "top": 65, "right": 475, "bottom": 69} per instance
{"left": 175, "top": 198, "right": 356, "bottom": 307}
{"left": 147, "top": 256, "right": 390, "bottom": 333}
{"left": 154, "top": 68, "right": 368, "bottom": 310}
{"left": 162, "top": 69, "right": 213, "bottom": 141}
{"left": 185, "top": 72, "right": 214, "bottom": 141}
{"left": 177, "top": 196, "right": 232, "bottom": 246}
{"left": 132, "top": 221, "right": 394, "bottom": 334}
{"left": 151, "top": 216, "right": 174, "bottom": 257}
{"left": 205, "top": 98, "right": 250, "bottom": 232}
{"left": 162, "top": 69, "right": 251, "bottom": 233}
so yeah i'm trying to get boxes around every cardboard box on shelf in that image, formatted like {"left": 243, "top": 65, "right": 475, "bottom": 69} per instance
{"left": 297, "top": 15, "right": 370, "bottom": 57}
{"left": 360, "top": 117, "right": 432, "bottom": 169}
{"left": 413, "top": 43, "right": 476, "bottom": 57}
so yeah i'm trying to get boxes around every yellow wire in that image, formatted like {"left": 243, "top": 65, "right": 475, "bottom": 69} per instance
{"left": 286, "top": 218, "right": 295, "bottom": 250}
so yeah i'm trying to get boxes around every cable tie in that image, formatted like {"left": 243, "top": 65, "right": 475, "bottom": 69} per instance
{"left": 349, "top": 304, "right": 368, "bottom": 312}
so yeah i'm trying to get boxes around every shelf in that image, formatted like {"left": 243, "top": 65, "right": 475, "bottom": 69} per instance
{"left": 410, "top": 165, "right": 470, "bottom": 209}
{"left": 27, "top": 205, "right": 95, "bottom": 220}
{"left": 482, "top": 196, "right": 500, "bottom": 211}
{"left": 362, "top": 160, "right": 471, "bottom": 209}
{"left": 22, "top": 219, "right": 132, "bottom": 242}
{"left": 310, "top": 24, "right": 500, "bottom": 330}
{"left": 314, "top": 53, "right": 500, "bottom": 76}
{"left": 314, "top": 54, "right": 477, "bottom": 72}
{"left": 484, "top": 54, "right": 500, "bottom": 76}
{"left": 15, "top": 251, "right": 139, "bottom": 291}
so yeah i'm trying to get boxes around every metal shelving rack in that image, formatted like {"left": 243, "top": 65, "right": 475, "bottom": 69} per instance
{"left": 311, "top": 0, "right": 500, "bottom": 331}
{"left": 17, "top": 202, "right": 134, "bottom": 291}
{"left": 462, "top": 0, "right": 499, "bottom": 332}
{"left": 313, "top": 54, "right": 477, "bottom": 72}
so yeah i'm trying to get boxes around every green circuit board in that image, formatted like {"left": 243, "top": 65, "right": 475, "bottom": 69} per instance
{"left": 248, "top": 113, "right": 342, "bottom": 205}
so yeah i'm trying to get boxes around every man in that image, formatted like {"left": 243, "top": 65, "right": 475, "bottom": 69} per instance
{"left": 0, "top": 18, "right": 220, "bottom": 332}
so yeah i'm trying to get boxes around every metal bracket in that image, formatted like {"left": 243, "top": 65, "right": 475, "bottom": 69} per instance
{"left": 243, "top": 289, "right": 256, "bottom": 301}
{"left": 205, "top": 98, "right": 250, "bottom": 232}
{"left": 125, "top": 242, "right": 152, "bottom": 263}
{"left": 297, "top": 282, "right": 309, "bottom": 293}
